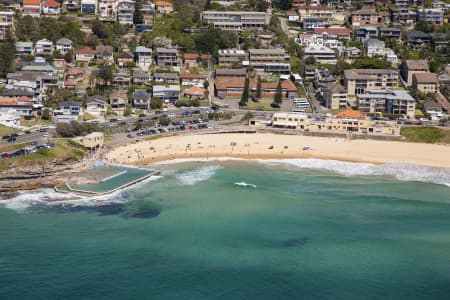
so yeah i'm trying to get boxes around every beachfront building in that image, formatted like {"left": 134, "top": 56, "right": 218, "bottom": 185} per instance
{"left": 401, "top": 59, "right": 429, "bottom": 86}
{"left": 72, "top": 132, "right": 104, "bottom": 150}
{"left": 201, "top": 11, "right": 267, "bottom": 32}
{"left": 356, "top": 89, "right": 416, "bottom": 118}
{"left": 324, "top": 82, "right": 347, "bottom": 110}
{"left": 344, "top": 69, "right": 399, "bottom": 95}
{"left": 0, "top": 11, "right": 15, "bottom": 40}
{"left": 413, "top": 73, "right": 439, "bottom": 94}
{"left": 218, "top": 49, "right": 248, "bottom": 66}
{"left": 265, "top": 112, "right": 401, "bottom": 136}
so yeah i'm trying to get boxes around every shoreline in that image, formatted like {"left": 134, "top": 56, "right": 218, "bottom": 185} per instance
{"left": 106, "top": 133, "right": 450, "bottom": 169}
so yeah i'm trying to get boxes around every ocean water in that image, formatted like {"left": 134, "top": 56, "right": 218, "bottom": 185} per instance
{"left": 1, "top": 159, "right": 450, "bottom": 300}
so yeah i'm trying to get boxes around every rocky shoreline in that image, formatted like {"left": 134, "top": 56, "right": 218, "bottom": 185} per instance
{"left": 0, "top": 157, "right": 85, "bottom": 199}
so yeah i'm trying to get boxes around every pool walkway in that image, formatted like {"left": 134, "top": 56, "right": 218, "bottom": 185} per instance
{"left": 55, "top": 165, "right": 160, "bottom": 196}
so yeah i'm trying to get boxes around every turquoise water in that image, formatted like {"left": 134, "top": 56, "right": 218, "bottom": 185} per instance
{"left": 71, "top": 166, "right": 154, "bottom": 193}
{"left": 1, "top": 160, "right": 450, "bottom": 299}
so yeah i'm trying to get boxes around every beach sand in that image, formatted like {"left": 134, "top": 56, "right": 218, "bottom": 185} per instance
{"left": 106, "top": 133, "right": 450, "bottom": 168}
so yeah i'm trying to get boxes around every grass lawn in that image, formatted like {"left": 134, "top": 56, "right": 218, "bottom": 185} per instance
{"left": 401, "top": 126, "right": 450, "bottom": 144}
{"left": 0, "top": 125, "right": 16, "bottom": 136}
{"left": 20, "top": 118, "right": 53, "bottom": 128}
{"left": 242, "top": 100, "right": 281, "bottom": 111}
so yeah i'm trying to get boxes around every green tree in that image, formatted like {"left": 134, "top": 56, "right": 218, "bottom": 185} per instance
{"left": 150, "top": 97, "right": 163, "bottom": 109}
{"left": 97, "top": 63, "right": 114, "bottom": 86}
{"left": 0, "top": 30, "right": 15, "bottom": 77}
{"left": 239, "top": 76, "right": 250, "bottom": 107}
{"left": 256, "top": 76, "right": 262, "bottom": 100}
{"left": 42, "top": 108, "right": 51, "bottom": 120}
{"left": 305, "top": 56, "right": 316, "bottom": 65}
{"left": 124, "top": 105, "right": 132, "bottom": 117}
{"left": 272, "top": 80, "right": 283, "bottom": 107}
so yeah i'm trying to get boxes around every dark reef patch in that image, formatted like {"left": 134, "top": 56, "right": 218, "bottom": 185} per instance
{"left": 282, "top": 237, "right": 310, "bottom": 247}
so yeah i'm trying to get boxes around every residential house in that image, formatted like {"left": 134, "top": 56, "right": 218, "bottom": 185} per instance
{"left": 364, "top": 39, "right": 388, "bottom": 57}
{"left": 302, "top": 17, "right": 326, "bottom": 29}
{"left": 75, "top": 48, "right": 96, "bottom": 62}
{"left": 180, "top": 73, "right": 207, "bottom": 88}
{"left": 98, "top": 0, "right": 118, "bottom": 21}
{"left": 155, "top": 1, "right": 173, "bottom": 14}
{"left": 401, "top": 59, "right": 429, "bottom": 86}
{"left": 183, "top": 53, "right": 210, "bottom": 69}
{"left": 0, "top": 97, "right": 35, "bottom": 117}
{"left": 96, "top": 45, "right": 114, "bottom": 63}
{"left": 16, "top": 42, "right": 34, "bottom": 56}
{"left": 215, "top": 68, "right": 247, "bottom": 79}
{"left": 297, "top": 33, "right": 343, "bottom": 49}
{"left": 287, "top": 10, "right": 300, "bottom": 22}
{"left": 417, "top": 9, "right": 444, "bottom": 25}
{"left": 214, "top": 77, "right": 296, "bottom": 99}
{"left": 184, "top": 86, "right": 206, "bottom": 100}
{"left": 117, "top": 51, "right": 133, "bottom": 66}
{"left": 351, "top": 8, "right": 381, "bottom": 27}
{"left": 112, "top": 69, "right": 131, "bottom": 87}
{"left": 304, "top": 45, "right": 337, "bottom": 64}
{"left": 0, "top": 11, "right": 14, "bottom": 40}
{"left": 65, "top": 69, "right": 83, "bottom": 82}
{"left": 153, "top": 72, "right": 179, "bottom": 84}
{"left": 35, "top": 39, "right": 53, "bottom": 56}
{"left": 108, "top": 90, "right": 128, "bottom": 115}
{"left": 134, "top": 46, "right": 152, "bottom": 69}
{"left": 55, "top": 101, "right": 81, "bottom": 122}
{"left": 53, "top": 58, "right": 67, "bottom": 70}
{"left": 356, "top": 89, "right": 416, "bottom": 118}
{"left": 152, "top": 85, "right": 180, "bottom": 103}
{"left": 405, "top": 31, "right": 432, "bottom": 49}
{"left": 423, "top": 99, "right": 447, "bottom": 121}
{"left": 201, "top": 10, "right": 267, "bottom": 31}
{"left": 313, "top": 27, "right": 351, "bottom": 40}
{"left": 297, "top": 6, "right": 346, "bottom": 24}
{"left": 80, "top": 0, "right": 97, "bottom": 15}
{"left": 343, "top": 47, "right": 361, "bottom": 59}
{"left": 156, "top": 47, "right": 179, "bottom": 67}
{"left": 390, "top": 7, "right": 416, "bottom": 26}
{"left": 133, "top": 70, "right": 151, "bottom": 86}
{"left": 379, "top": 28, "right": 402, "bottom": 40}
{"left": 313, "top": 67, "right": 336, "bottom": 89}
{"left": 413, "top": 73, "right": 439, "bottom": 94}
{"left": 356, "top": 27, "right": 378, "bottom": 43}
{"left": 42, "top": 0, "right": 61, "bottom": 14}
{"left": 63, "top": 0, "right": 79, "bottom": 12}
{"left": 218, "top": 49, "right": 248, "bottom": 66}
{"left": 344, "top": 69, "right": 399, "bottom": 95}
{"left": 85, "top": 95, "right": 107, "bottom": 118}
{"left": 117, "top": 0, "right": 135, "bottom": 24}
{"left": 23, "top": 0, "right": 42, "bottom": 17}
{"left": 133, "top": 90, "right": 150, "bottom": 109}
{"left": 324, "top": 82, "right": 348, "bottom": 110}
{"left": 264, "top": 63, "right": 291, "bottom": 74}
{"left": 55, "top": 38, "right": 73, "bottom": 54}
{"left": 248, "top": 48, "right": 286, "bottom": 70}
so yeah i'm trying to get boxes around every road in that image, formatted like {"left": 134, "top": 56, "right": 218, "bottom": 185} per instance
{"left": 0, "top": 130, "right": 53, "bottom": 147}
{"left": 278, "top": 17, "right": 292, "bottom": 38}
{"left": 305, "top": 85, "right": 325, "bottom": 114}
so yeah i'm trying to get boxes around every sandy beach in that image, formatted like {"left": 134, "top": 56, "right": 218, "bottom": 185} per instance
{"left": 105, "top": 133, "right": 450, "bottom": 168}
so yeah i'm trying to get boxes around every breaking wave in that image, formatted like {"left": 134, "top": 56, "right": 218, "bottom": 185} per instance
{"left": 1, "top": 175, "right": 163, "bottom": 212}
{"left": 176, "top": 165, "right": 223, "bottom": 186}
{"left": 234, "top": 182, "right": 257, "bottom": 188}
{"left": 260, "top": 159, "right": 450, "bottom": 187}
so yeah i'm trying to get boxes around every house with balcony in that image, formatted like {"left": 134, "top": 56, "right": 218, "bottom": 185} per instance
{"left": 55, "top": 38, "right": 73, "bottom": 54}
{"left": 304, "top": 45, "right": 337, "bottom": 64}
{"left": 85, "top": 95, "right": 107, "bottom": 118}
{"left": 98, "top": 0, "right": 118, "bottom": 21}
{"left": 356, "top": 89, "right": 416, "bottom": 118}
{"left": 108, "top": 90, "right": 128, "bottom": 115}
{"left": 180, "top": 73, "right": 207, "bottom": 88}
{"left": 248, "top": 48, "right": 286, "bottom": 70}
{"left": 0, "top": 11, "right": 14, "bottom": 40}
{"left": 379, "top": 28, "right": 401, "bottom": 41}
{"left": 152, "top": 85, "right": 180, "bottom": 103}
{"left": 16, "top": 42, "right": 34, "bottom": 56}
{"left": 63, "top": 0, "right": 79, "bottom": 12}
{"left": 23, "top": 0, "right": 42, "bottom": 17}
{"left": 117, "top": 51, "right": 133, "bottom": 66}
{"left": 413, "top": 73, "right": 439, "bottom": 94}
{"left": 80, "top": 0, "right": 97, "bottom": 15}
{"left": 75, "top": 47, "right": 96, "bottom": 62}
{"left": 344, "top": 69, "right": 399, "bottom": 95}
{"left": 313, "top": 27, "right": 351, "bottom": 40}
{"left": 96, "top": 45, "right": 114, "bottom": 63}
{"left": 42, "top": 0, "right": 61, "bottom": 14}
{"left": 324, "top": 82, "right": 347, "bottom": 110}
{"left": 390, "top": 7, "right": 416, "bottom": 27}
{"left": 417, "top": 8, "right": 444, "bottom": 25}
{"left": 117, "top": 0, "right": 135, "bottom": 24}
{"left": 135, "top": 46, "right": 152, "bottom": 69}
{"left": 155, "top": 1, "right": 173, "bottom": 14}
{"left": 355, "top": 27, "right": 378, "bottom": 43}
{"left": 201, "top": 11, "right": 267, "bottom": 32}
{"left": 55, "top": 101, "right": 81, "bottom": 122}
{"left": 35, "top": 39, "right": 53, "bottom": 56}
{"left": 405, "top": 31, "right": 432, "bottom": 49}
{"left": 133, "top": 90, "right": 150, "bottom": 109}
{"left": 218, "top": 49, "right": 248, "bottom": 66}
{"left": 112, "top": 69, "right": 131, "bottom": 87}
{"left": 133, "top": 70, "right": 151, "bottom": 86}
{"left": 153, "top": 72, "right": 179, "bottom": 84}
{"left": 302, "top": 17, "right": 326, "bottom": 29}
{"left": 351, "top": 8, "right": 381, "bottom": 27}
{"left": 401, "top": 59, "right": 429, "bottom": 86}
{"left": 156, "top": 47, "right": 179, "bottom": 67}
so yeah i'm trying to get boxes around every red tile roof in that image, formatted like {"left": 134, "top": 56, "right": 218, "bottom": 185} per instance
{"left": 155, "top": 1, "right": 172, "bottom": 7}
{"left": 184, "top": 53, "right": 199, "bottom": 60}
{"left": 337, "top": 109, "right": 366, "bottom": 119}
{"left": 314, "top": 27, "right": 351, "bottom": 36}
{"left": 76, "top": 48, "right": 96, "bottom": 55}
{"left": 43, "top": 0, "right": 61, "bottom": 7}
{"left": 23, "top": 0, "right": 41, "bottom": 5}
{"left": 181, "top": 73, "right": 207, "bottom": 80}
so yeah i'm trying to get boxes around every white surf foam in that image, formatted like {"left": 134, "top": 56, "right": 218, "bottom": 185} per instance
{"left": 176, "top": 165, "right": 223, "bottom": 186}
{"left": 1, "top": 175, "right": 164, "bottom": 212}
{"left": 259, "top": 159, "right": 450, "bottom": 187}
{"left": 153, "top": 157, "right": 244, "bottom": 166}
{"left": 234, "top": 182, "right": 257, "bottom": 188}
